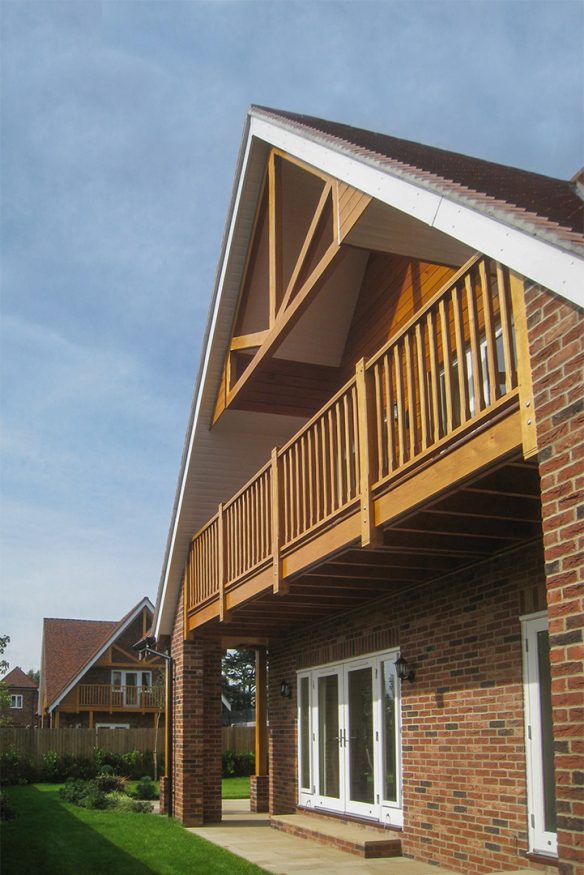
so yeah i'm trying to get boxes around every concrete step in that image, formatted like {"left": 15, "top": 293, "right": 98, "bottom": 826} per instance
{"left": 270, "top": 812, "right": 402, "bottom": 858}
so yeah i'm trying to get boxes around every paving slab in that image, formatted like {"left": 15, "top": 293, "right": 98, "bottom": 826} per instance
{"left": 187, "top": 801, "right": 461, "bottom": 875}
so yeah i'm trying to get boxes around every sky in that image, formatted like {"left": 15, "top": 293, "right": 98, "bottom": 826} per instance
{"left": 1, "top": 0, "right": 583, "bottom": 674}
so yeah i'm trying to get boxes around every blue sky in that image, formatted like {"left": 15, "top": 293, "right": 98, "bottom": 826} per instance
{"left": 1, "top": 0, "right": 582, "bottom": 673}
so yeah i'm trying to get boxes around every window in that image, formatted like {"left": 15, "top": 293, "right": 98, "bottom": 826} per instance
{"left": 297, "top": 649, "right": 402, "bottom": 826}
{"left": 10, "top": 694, "right": 23, "bottom": 709}
{"left": 110, "top": 670, "right": 152, "bottom": 707}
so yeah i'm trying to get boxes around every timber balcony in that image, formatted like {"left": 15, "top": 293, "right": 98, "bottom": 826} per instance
{"left": 61, "top": 685, "right": 165, "bottom": 712}
{"left": 185, "top": 255, "right": 541, "bottom": 638}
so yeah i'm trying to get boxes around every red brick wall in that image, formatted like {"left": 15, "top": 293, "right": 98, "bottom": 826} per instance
{"left": 7, "top": 687, "right": 38, "bottom": 726}
{"left": 168, "top": 585, "right": 222, "bottom": 825}
{"left": 269, "top": 542, "right": 549, "bottom": 874}
{"left": 526, "top": 286, "right": 584, "bottom": 875}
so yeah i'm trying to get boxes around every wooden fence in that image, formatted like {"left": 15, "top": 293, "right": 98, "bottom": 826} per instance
{"left": 0, "top": 727, "right": 164, "bottom": 765}
{"left": 222, "top": 725, "right": 255, "bottom": 754}
{"left": 1, "top": 725, "right": 255, "bottom": 765}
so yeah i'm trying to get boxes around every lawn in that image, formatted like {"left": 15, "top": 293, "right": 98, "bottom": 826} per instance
{"left": 1, "top": 784, "right": 266, "bottom": 875}
{"left": 221, "top": 776, "right": 250, "bottom": 799}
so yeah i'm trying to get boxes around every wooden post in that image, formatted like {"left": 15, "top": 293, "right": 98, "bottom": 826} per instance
{"left": 218, "top": 502, "right": 230, "bottom": 622}
{"left": 271, "top": 449, "right": 288, "bottom": 595}
{"left": 355, "top": 358, "right": 381, "bottom": 547}
{"left": 54, "top": 709, "right": 60, "bottom": 729}
{"left": 88, "top": 711, "right": 94, "bottom": 730}
{"left": 509, "top": 271, "right": 538, "bottom": 458}
{"left": 255, "top": 647, "right": 268, "bottom": 776}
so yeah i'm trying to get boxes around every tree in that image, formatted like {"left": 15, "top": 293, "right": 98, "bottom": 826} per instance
{"left": 26, "top": 669, "right": 40, "bottom": 685}
{"left": 222, "top": 649, "right": 255, "bottom": 715}
{"left": 0, "top": 634, "right": 11, "bottom": 724}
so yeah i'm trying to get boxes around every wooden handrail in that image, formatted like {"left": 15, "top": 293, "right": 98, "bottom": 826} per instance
{"left": 76, "top": 685, "right": 164, "bottom": 709}
{"left": 184, "top": 254, "right": 524, "bottom": 619}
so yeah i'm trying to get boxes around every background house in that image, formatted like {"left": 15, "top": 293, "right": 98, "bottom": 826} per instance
{"left": 152, "top": 108, "right": 583, "bottom": 874}
{"left": 39, "top": 596, "right": 164, "bottom": 729}
{"left": 3, "top": 667, "right": 38, "bottom": 727}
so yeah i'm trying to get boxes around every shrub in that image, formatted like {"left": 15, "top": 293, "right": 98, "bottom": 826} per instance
{"left": 0, "top": 746, "right": 37, "bottom": 786}
{"left": 131, "top": 776, "right": 158, "bottom": 800}
{"left": 59, "top": 779, "right": 112, "bottom": 810}
{"left": 107, "top": 792, "right": 153, "bottom": 814}
{"left": 59, "top": 779, "right": 90, "bottom": 805}
{"left": 95, "top": 773, "right": 126, "bottom": 793}
{"left": 221, "top": 751, "right": 254, "bottom": 778}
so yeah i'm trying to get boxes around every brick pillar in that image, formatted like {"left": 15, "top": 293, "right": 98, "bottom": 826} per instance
{"left": 159, "top": 775, "right": 168, "bottom": 815}
{"left": 170, "top": 586, "right": 222, "bottom": 826}
{"left": 526, "top": 286, "right": 584, "bottom": 875}
{"left": 250, "top": 774, "right": 269, "bottom": 813}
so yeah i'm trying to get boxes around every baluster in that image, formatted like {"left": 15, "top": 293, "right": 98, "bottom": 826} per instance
{"left": 415, "top": 323, "right": 429, "bottom": 449}
{"left": 394, "top": 344, "right": 405, "bottom": 466}
{"left": 478, "top": 259, "right": 498, "bottom": 405}
{"left": 383, "top": 354, "right": 394, "bottom": 474}
{"left": 496, "top": 263, "right": 516, "bottom": 392}
{"left": 439, "top": 297, "right": 454, "bottom": 434}
{"left": 465, "top": 270, "right": 483, "bottom": 415}
{"left": 427, "top": 309, "right": 441, "bottom": 441}
{"left": 452, "top": 285, "right": 469, "bottom": 425}
{"left": 404, "top": 333, "right": 416, "bottom": 458}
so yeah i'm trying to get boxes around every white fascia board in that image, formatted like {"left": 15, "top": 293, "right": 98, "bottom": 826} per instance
{"left": 250, "top": 117, "right": 584, "bottom": 308}
{"left": 48, "top": 597, "right": 154, "bottom": 713}
{"left": 154, "top": 126, "right": 257, "bottom": 641}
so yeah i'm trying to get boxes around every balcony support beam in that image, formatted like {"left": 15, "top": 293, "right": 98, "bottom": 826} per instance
{"left": 509, "top": 272, "right": 538, "bottom": 459}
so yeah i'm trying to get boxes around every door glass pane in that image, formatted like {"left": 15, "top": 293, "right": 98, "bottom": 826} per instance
{"left": 348, "top": 667, "right": 374, "bottom": 804}
{"left": 318, "top": 675, "right": 339, "bottom": 799}
{"left": 537, "top": 630, "right": 556, "bottom": 833}
{"left": 300, "top": 676, "right": 311, "bottom": 790}
{"left": 382, "top": 659, "right": 398, "bottom": 802}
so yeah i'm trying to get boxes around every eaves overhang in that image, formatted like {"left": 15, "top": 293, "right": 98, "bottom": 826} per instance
{"left": 153, "top": 106, "right": 584, "bottom": 641}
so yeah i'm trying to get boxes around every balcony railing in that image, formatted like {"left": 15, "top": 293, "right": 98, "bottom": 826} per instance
{"left": 185, "top": 254, "right": 526, "bottom": 620}
{"left": 76, "top": 685, "right": 165, "bottom": 710}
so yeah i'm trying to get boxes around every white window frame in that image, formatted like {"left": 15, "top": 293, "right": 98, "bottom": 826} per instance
{"left": 521, "top": 612, "right": 558, "bottom": 858}
{"left": 10, "top": 694, "right": 23, "bottom": 709}
{"left": 297, "top": 648, "right": 402, "bottom": 827}
{"left": 95, "top": 722, "right": 130, "bottom": 730}
{"left": 111, "top": 670, "right": 152, "bottom": 706}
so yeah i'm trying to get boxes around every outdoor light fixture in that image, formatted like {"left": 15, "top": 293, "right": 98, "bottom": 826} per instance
{"left": 280, "top": 679, "right": 292, "bottom": 698}
{"left": 395, "top": 655, "right": 415, "bottom": 683}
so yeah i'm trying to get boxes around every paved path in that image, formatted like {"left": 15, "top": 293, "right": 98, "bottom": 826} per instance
{"left": 187, "top": 800, "right": 462, "bottom": 875}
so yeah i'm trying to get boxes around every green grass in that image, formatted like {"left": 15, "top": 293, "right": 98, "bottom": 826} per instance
{"left": 221, "top": 776, "right": 250, "bottom": 799}
{"left": 1, "top": 784, "right": 266, "bottom": 875}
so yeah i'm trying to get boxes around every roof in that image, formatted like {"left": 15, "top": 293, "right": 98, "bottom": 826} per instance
{"left": 41, "top": 597, "right": 154, "bottom": 711}
{"left": 3, "top": 666, "right": 37, "bottom": 689}
{"left": 253, "top": 107, "right": 583, "bottom": 251}
{"left": 153, "top": 106, "right": 584, "bottom": 641}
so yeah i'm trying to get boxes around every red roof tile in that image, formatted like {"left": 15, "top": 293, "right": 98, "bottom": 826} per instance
{"left": 4, "top": 666, "right": 37, "bottom": 689}
{"left": 253, "top": 107, "right": 583, "bottom": 249}
{"left": 42, "top": 618, "right": 117, "bottom": 708}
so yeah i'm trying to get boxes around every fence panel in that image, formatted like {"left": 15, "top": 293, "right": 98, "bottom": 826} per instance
{"left": 0, "top": 727, "right": 163, "bottom": 765}
{"left": 221, "top": 725, "right": 255, "bottom": 754}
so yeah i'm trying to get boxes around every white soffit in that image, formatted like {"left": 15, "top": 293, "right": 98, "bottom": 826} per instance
{"left": 249, "top": 116, "right": 584, "bottom": 309}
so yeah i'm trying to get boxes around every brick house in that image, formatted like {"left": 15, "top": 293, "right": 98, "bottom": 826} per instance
{"left": 3, "top": 666, "right": 38, "bottom": 727}
{"left": 152, "top": 108, "right": 583, "bottom": 874}
{"left": 39, "top": 596, "right": 165, "bottom": 729}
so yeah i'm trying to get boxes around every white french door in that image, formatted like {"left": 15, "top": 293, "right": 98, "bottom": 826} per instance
{"left": 298, "top": 651, "right": 402, "bottom": 825}
{"left": 522, "top": 614, "right": 557, "bottom": 858}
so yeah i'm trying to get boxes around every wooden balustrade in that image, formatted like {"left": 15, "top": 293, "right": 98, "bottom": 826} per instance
{"left": 76, "top": 685, "right": 164, "bottom": 709}
{"left": 368, "top": 255, "right": 517, "bottom": 485}
{"left": 184, "top": 255, "right": 523, "bottom": 620}
{"left": 225, "top": 462, "right": 272, "bottom": 583}
{"left": 280, "top": 381, "right": 360, "bottom": 547}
